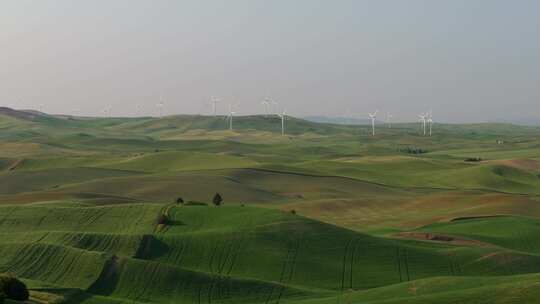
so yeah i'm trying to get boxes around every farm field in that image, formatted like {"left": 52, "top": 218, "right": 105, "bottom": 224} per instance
{"left": 1, "top": 107, "right": 540, "bottom": 303}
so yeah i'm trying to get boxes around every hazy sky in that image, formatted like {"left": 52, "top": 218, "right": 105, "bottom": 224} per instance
{"left": 1, "top": 0, "right": 539, "bottom": 122}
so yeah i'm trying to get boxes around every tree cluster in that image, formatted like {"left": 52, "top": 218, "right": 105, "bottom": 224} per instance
{"left": 399, "top": 147, "right": 428, "bottom": 154}
{"left": 174, "top": 193, "right": 224, "bottom": 206}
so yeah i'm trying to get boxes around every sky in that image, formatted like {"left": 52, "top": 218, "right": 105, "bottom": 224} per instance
{"left": 1, "top": 0, "right": 539, "bottom": 123}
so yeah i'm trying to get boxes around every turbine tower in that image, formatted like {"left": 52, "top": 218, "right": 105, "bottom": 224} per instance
{"left": 102, "top": 106, "right": 112, "bottom": 118}
{"left": 261, "top": 98, "right": 271, "bottom": 117}
{"left": 227, "top": 104, "right": 236, "bottom": 130}
{"left": 386, "top": 113, "right": 393, "bottom": 128}
{"left": 368, "top": 110, "right": 378, "bottom": 136}
{"left": 278, "top": 108, "right": 287, "bottom": 136}
{"left": 271, "top": 100, "right": 279, "bottom": 115}
{"left": 211, "top": 97, "right": 220, "bottom": 116}
{"left": 157, "top": 96, "right": 164, "bottom": 118}
{"left": 427, "top": 111, "right": 434, "bottom": 136}
{"left": 418, "top": 113, "right": 428, "bottom": 136}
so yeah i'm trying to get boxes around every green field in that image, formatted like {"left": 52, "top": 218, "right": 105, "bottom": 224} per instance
{"left": 1, "top": 107, "right": 540, "bottom": 303}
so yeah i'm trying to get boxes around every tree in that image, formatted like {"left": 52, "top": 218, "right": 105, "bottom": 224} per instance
{"left": 156, "top": 213, "right": 169, "bottom": 225}
{"left": 176, "top": 197, "right": 184, "bottom": 204}
{"left": 213, "top": 193, "right": 223, "bottom": 206}
{"left": 0, "top": 274, "right": 29, "bottom": 301}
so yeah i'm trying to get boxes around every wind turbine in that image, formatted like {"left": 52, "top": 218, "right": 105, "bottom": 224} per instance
{"left": 135, "top": 105, "right": 143, "bottom": 116}
{"left": 101, "top": 105, "right": 112, "bottom": 118}
{"left": 271, "top": 100, "right": 279, "bottom": 115}
{"left": 227, "top": 104, "right": 236, "bottom": 130}
{"left": 210, "top": 97, "right": 220, "bottom": 116}
{"left": 157, "top": 96, "right": 164, "bottom": 118}
{"left": 368, "top": 110, "right": 378, "bottom": 136}
{"left": 427, "top": 111, "right": 434, "bottom": 136}
{"left": 261, "top": 98, "right": 271, "bottom": 117}
{"left": 418, "top": 113, "right": 428, "bottom": 136}
{"left": 278, "top": 108, "right": 287, "bottom": 136}
{"left": 386, "top": 113, "right": 393, "bottom": 128}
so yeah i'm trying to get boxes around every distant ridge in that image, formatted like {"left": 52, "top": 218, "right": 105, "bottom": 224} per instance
{"left": 0, "top": 106, "right": 45, "bottom": 121}
{"left": 303, "top": 115, "right": 374, "bottom": 125}
{"left": 489, "top": 117, "right": 540, "bottom": 127}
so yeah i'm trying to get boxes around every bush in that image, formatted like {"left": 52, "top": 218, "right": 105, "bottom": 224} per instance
{"left": 465, "top": 157, "right": 483, "bottom": 162}
{"left": 0, "top": 274, "right": 29, "bottom": 301}
{"left": 175, "top": 197, "right": 184, "bottom": 204}
{"left": 398, "top": 146, "right": 428, "bottom": 154}
{"left": 184, "top": 201, "right": 208, "bottom": 206}
{"left": 156, "top": 213, "right": 169, "bottom": 225}
{"left": 213, "top": 193, "right": 223, "bottom": 206}
{"left": 290, "top": 209, "right": 297, "bottom": 215}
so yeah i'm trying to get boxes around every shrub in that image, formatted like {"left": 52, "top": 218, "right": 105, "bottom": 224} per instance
{"left": 156, "top": 213, "right": 169, "bottom": 225}
{"left": 398, "top": 146, "right": 428, "bottom": 154}
{"left": 213, "top": 193, "right": 223, "bottom": 206}
{"left": 175, "top": 197, "right": 184, "bottom": 204}
{"left": 290, "top": 209, "right": 297, "bottom": 215}
{"left": 0, "top": 274, "right": 29, "bottom": 301}
{"left": 184, "top": 201, "right": 208, "bottom": 206}
{"left": 465, "top": 157, "right": 483, "bottom": 162}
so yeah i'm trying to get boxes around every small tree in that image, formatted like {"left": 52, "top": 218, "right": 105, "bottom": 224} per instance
{"left": 176, "top": 197, "right": 184, "bottom": 204}
{"left": 156, "top": 213, "right": 169, "bottom": 225}
{"left": 0, "top": 274, "right": 29, "bottom": 301}
{"left": 212, "top": 193, "right": 223, "bottom": 206}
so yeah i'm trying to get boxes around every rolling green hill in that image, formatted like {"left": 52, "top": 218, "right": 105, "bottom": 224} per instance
{"left": 1, "top": 107, "right": 540, "bottom": 303}
{"left": 3, "top": 204, "right": 540, "bottom": 304}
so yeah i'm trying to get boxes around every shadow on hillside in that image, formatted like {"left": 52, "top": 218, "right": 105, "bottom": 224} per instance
{"left": 134, "top": 235, "right": 170, "bottom": 260}
{"left": 31, "top": 287, "right": 95, "bottom": 303}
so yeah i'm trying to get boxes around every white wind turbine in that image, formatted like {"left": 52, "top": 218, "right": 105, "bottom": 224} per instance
{"left": 368, "top": 110, "right": 378, "bottom": 136}
{"left": 227, "top": 104, "right": 236, "bottom": 130}
{"left": 427, "top": 111, "right": 434, "bottom": 136}
{"left": 271, "top": 100, "right": 279, "bottom": 115}
{"left": 386, "top": 112, "right": 393, "bottom": 128}
{"left": 102, "top": 106, "right": 112, "bottom": 118}
{"left": 261, "top": 98, "right": 271, "bottom": 117}
{"left": 135, "top": 105, "right": 143, "bottom": 116}
{"left": 210, "top": 97, "right": 220, "bottom": 116}
{"left": 157, "top": 96, "right": 164, "bottom": 118}
{"left": 278, "top": 108, "right": 287, "bottom": 136}
{"left": 418, "top": 112, "right": 428, "bottom": 136}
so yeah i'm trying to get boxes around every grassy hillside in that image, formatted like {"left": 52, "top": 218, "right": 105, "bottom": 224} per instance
{"left": 3, "top": 204, "right": 540, "bottom": 303}
{"left": 1, "top": 107, "right": 540, "bottom": 303}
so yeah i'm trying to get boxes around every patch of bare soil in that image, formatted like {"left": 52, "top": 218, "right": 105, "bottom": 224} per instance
{"left": 395, "top": 232, "right": 494, "bottom": 247}
{"left": 488, "top": 159, "right": 540, "bottom": 172}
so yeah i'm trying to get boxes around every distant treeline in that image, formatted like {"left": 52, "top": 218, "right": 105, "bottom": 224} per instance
{"left": 398, "top": 146, "right": 428, "bottom": 154}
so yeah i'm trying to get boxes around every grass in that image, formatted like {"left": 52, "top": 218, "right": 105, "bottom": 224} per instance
{"left": 1, "top": 108, "right": 540, "bottom": 303}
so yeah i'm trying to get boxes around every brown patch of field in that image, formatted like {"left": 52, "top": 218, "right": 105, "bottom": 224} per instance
{"left": 472, "top": 251, "right": 524, "bottom": 266}
{"left": 488, "top": 159, "right": 540, "bottom": 172}
{"left": 279, "top": 190, "right": 540, "bottom": 232}
{"left": 334, "top": 155, "right": 415, "bottom": 163}
{"left": 394, "top": 232, "right": 494, "bottom": 247}
{"left": 0, "top": 192, "right": 72, "bottom": 205}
